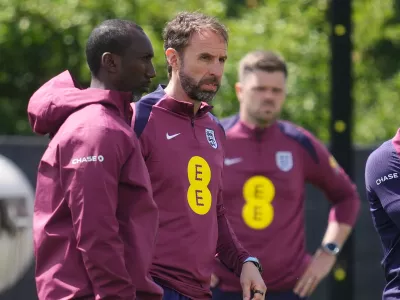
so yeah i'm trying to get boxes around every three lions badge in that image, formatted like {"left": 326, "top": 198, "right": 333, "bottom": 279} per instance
{"left": 276, "top": 151, "right": 293, "bottom": 172}
{"left": 205, "top": 129, "right": 218, "bottom": 149}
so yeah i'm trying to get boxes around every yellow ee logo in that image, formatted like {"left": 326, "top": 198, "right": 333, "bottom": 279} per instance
{"left": 187, "top": 156, "right": 212, "bottom": 215}
{"left": 242, "top": 176, "right": 276, "bottom": 230}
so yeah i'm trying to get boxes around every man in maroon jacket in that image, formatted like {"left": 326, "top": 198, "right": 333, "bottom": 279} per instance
{"left": 28, "top": 19, "right": 163, "bottom": 300}
{"left": 133, "top": 12, "right": 266, "bottom": 300}
{"left": 211, "top": 50, "right": 361, "bottom": 300}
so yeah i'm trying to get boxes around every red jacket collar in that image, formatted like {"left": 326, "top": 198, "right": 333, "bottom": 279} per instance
{"left": 155, "top": 85, "right": 213, "bottom": 118}
{"left": 237, "top": 119, "right": 279, "bottom": 140}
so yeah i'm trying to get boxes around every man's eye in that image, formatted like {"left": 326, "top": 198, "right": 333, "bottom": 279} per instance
{"left": 200, "top": 55, "right": 211, "bottom": 61}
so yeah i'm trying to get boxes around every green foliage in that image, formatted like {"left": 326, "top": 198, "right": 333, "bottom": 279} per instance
{"left": 0, "top": 0, "right": 399, "bottom": 146}
{"left": 218, "top": 0, "right": 331, "bottom": 142}
{"left": 352, "top": 0, "right": 400, "bottom": 144}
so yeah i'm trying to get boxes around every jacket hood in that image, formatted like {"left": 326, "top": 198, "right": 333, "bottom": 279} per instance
{"left": 28, "top": 70, "right": 132, "bottom": 135}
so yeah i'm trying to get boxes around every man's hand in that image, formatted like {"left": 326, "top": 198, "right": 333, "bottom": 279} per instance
{"left": 293, "top": 249, "right": 336, "bottom": 298}
{"left": 240, "top": 262, "right": 266, "bottom": 300}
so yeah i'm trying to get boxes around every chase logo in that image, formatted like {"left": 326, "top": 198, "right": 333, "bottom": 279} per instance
{"left": 376, "top": 173, "right": 398, "bottom": 185}
{"left": 71, "top": 155, "right": 104, "bottom": 165}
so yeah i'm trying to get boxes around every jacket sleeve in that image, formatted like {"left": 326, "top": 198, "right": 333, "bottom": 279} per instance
{"left": 304, "top": 131, "right": 360, "bottom": 226}
{"left": 59, "top": 127, "right": 135, "bottom": 299}
{"left": 216, "top": 191, "right": 251, "bottom": 277}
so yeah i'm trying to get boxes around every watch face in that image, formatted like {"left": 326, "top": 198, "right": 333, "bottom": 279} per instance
{"left": 327, "top": 244, "right": 336, "bottom": 251}
{"left": 325, "top": 243, "right": 339, "bottom": 254}
{"left": 245, "top": 257, "right": 259, "bottom": 264}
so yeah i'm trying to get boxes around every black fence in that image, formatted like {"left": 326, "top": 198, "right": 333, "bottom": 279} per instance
{"left": 0, "top": 136, "right": 385, "bottom": 300}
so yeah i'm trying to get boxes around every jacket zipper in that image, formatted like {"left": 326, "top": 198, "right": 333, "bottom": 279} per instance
{"left": 191, "top": 117, "right": 198, "bottom": 141}
{"left": 256, "top": 131, "right": 262, "bottom": 155}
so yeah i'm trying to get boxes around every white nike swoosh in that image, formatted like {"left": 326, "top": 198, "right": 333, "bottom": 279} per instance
{"left": 224, "top": 158, "right": 243, "bottom": 166}
{"left": 166, "top": 133, "right": 181, "bottom": 140}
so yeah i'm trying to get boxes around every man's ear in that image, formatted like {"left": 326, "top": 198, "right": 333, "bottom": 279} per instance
{"left": 235, "top": 82, "right": 243, "bottom": 103}
{"left": 165, "top": 48, "right": 181, "bottom": 73}
{"left": 101, "top": 52, "right": 120, "bottom": 74}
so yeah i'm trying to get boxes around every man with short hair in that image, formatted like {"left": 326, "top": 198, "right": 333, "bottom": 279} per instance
{"left": 211, "top": 50, "right": 360, "bottom": 300}
{"left": 133, "top": 12, "right": 266, "bottom": 300}
{"left": 28, "top": 19, "right": 162, "bottom": 300}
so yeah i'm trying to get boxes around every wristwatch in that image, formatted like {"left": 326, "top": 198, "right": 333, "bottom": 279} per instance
{"left": 243, "top": 257, "right": 263, "bottom": 274}
{"left": 321, "top": 242, "right": 340, "bottom": 256}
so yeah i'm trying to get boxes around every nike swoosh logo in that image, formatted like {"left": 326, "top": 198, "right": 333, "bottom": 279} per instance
{"left": 166, "top": 133, "right": 181, "bottom": 140}
{"left": 224, "top": 158, "right": 243, "bottom": 166}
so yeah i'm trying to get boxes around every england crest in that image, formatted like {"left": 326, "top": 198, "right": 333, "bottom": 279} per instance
{"left": 275, "top": 151, "right": 293, "bottom": 172}
{"left": 205, "top": 128, "right": 218, "bottom": 149}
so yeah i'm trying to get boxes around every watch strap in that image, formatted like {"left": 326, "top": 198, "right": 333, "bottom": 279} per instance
{"left": 243, "top": 257, "right": 263, "bottom": 274}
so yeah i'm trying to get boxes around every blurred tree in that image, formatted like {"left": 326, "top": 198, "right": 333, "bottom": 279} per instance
{"left": 218, "top": 0, "right": 331, "bottom": 142}
{"left": 352, "top": 0, "right": 400, "bottom": 145}
{"left": 0, "top": 0, "right": 398, "bottom": 146}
